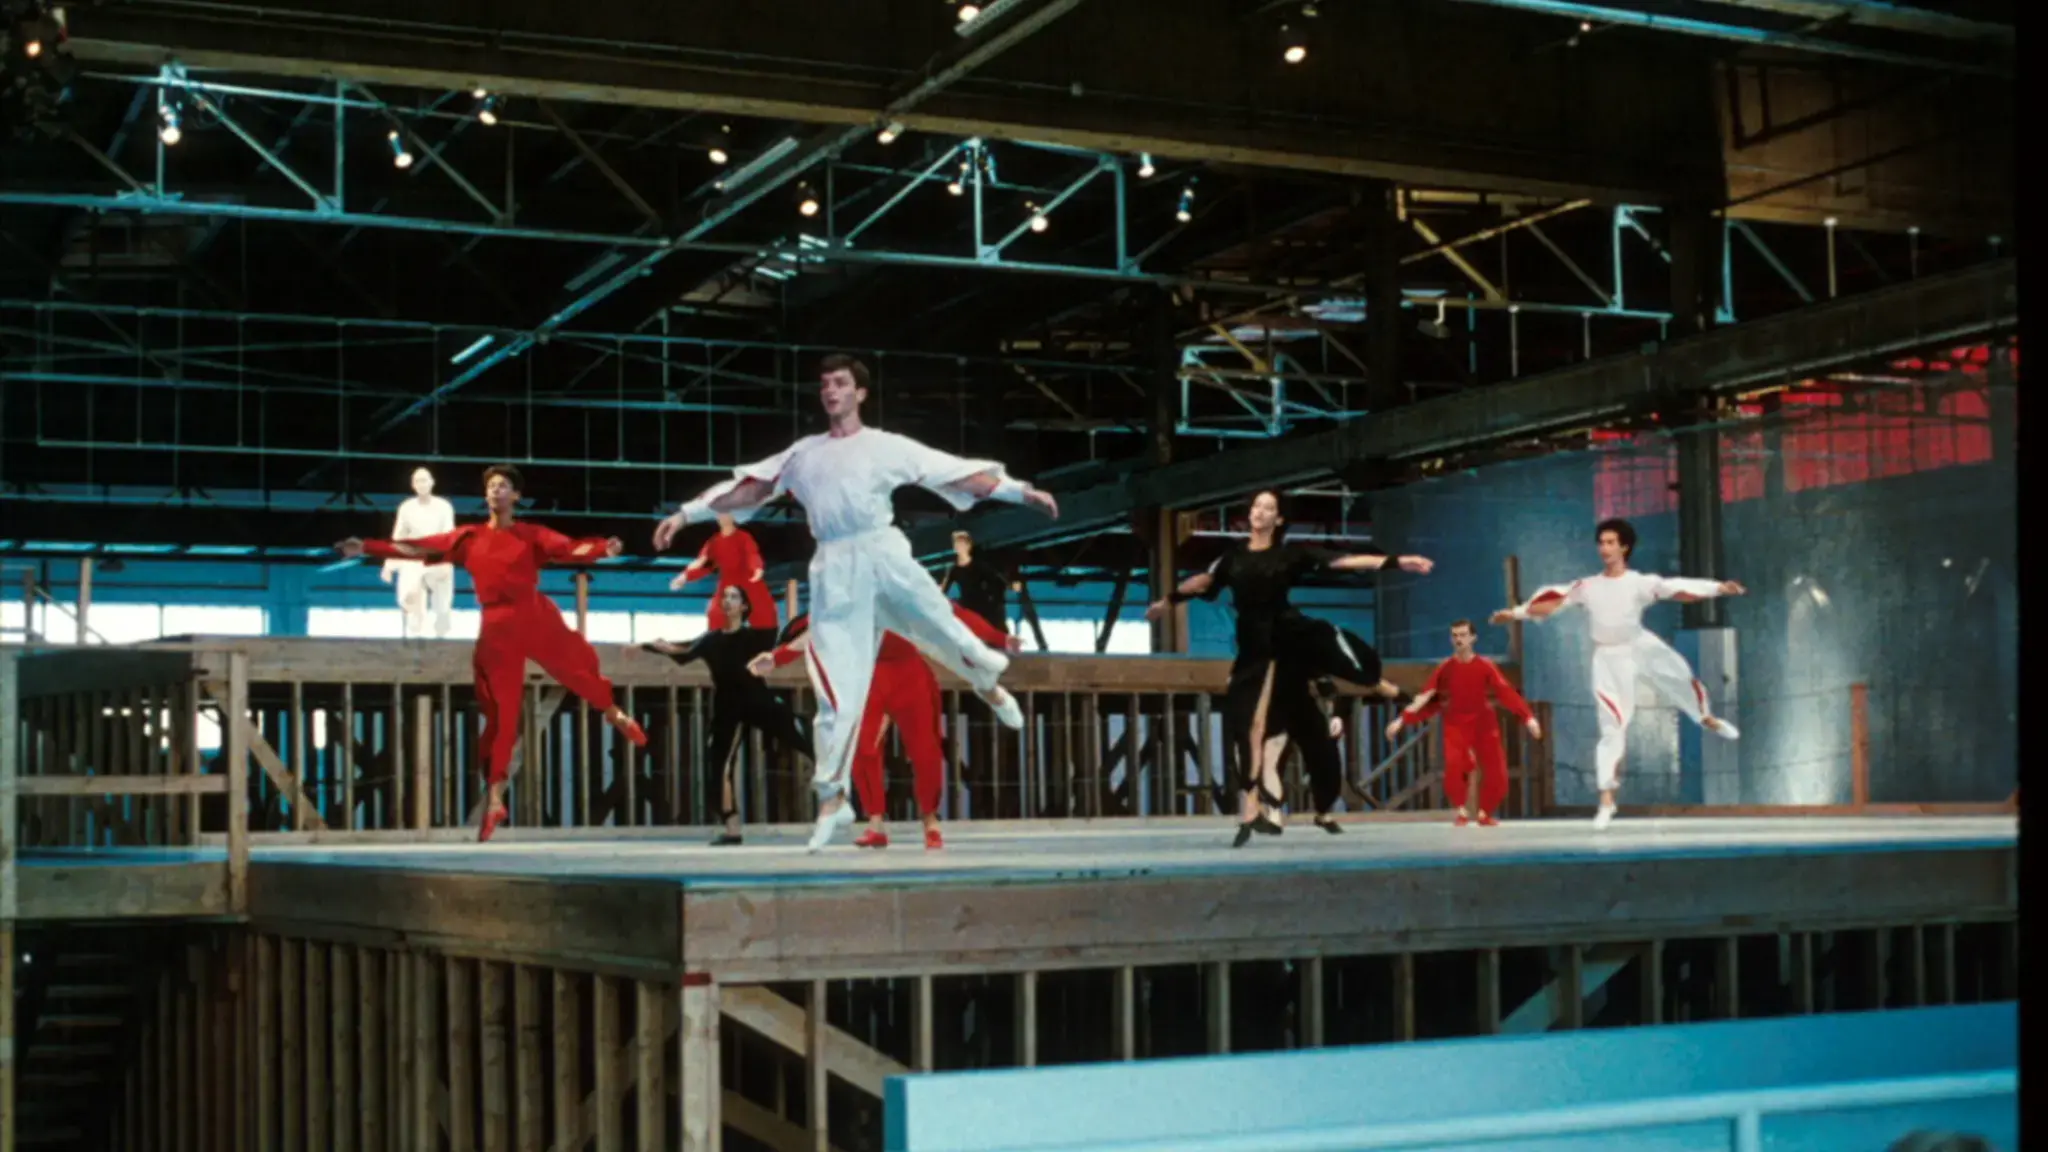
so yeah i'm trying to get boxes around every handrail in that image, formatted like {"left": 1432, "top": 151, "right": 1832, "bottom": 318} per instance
{"left": 951, "top": 1070, "right": 2015, "bottom": 1152}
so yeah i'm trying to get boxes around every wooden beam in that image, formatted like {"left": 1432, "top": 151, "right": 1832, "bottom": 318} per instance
{"left": 202, "top": 679, "right": 331, "bottom": 832}
{"left": 633, "top": 981, "right": 665, "bottom": 1152}
{"left": 806, "top": 980, "right": 828, "bottom": 1152}
{"left": 718, "top": 985, "right": 907, "bottom": 1099}
{"left": 514, "top": 966, "right": 543, "bottom": 1152}
{"left": 481, "top": 962, "right": 509, "bottom": 1152}
{"left": 7, "top": 775, "right": 229, "bottom": 796}
{"left": 449, "top": 957, "right": 476, "bottom": 1152}
{"left": 678, "top": 979, "right": 721, "bottom": 1152}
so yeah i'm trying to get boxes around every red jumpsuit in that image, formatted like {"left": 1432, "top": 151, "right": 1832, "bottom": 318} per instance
{"left": 1400, "top": 654, "right": 1533, "bottom": 817}
{"left": 363, "top": 522, "right": 622, "bottom": 786}
{"left": 773, "top": 604, "right": 1010, "bottom": 819}
{"left": 683, "top": 528, "right": 777, "bottom": 630}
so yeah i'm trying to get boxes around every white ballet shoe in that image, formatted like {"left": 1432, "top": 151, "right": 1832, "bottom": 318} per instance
{"left": 1592, "top": 802, "right": 1617, "bottom": 831}
{"left": 806, "top": 802, "right": 855, "bottom": 854}
{"left": 1704, "top": 717, "right": 1741, "bottom": 740}
{"left": 980, "top": 686, "right": 1025, "bottom": 731}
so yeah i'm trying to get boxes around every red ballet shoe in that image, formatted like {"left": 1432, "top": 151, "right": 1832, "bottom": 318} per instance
{"left": 1476, "top": 812, "right": 1500, "bottom": 827}
{"left": 1453, "top": 813, "right": 1471, "bottom": 828}
{"left": 854, "top": 829, "right": 890, "bottom": 849}
{"left": 479, "top": 805, "right": 508, "bottom": 844}
{"left": 924, "top": 826, "right": 944, "bottom": 851}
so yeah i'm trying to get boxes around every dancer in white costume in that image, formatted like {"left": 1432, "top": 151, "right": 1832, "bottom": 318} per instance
{"left": 385, "top": 467, "right": 457, "bottom": 637}
{"left": 655, "top": 354, "right": 1058, "bottom": 851}
{"left": 1492, "top": 517, "right": 1745, "bottom": 830}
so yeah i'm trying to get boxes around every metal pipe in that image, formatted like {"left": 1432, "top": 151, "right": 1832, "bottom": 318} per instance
{"left": 34, "top": 439, "right": 735, "bottom": 472}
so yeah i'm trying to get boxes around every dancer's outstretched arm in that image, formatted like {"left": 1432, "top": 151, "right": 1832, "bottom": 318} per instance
{"left": 339, "top": 530, "right": 464, "bottom": 564}
{"left": 678, "top": 540, "right": 716, "bottom": 585}
{"left": 1652, "top": 576, "right": 1747, "bottom": 602}
{"left": 1327, "top": 552, "right": 1433, "bottom": 575}
{"left": 1143, "top": 570, "right": 1216, "bottom": 620}
{"left": 1491, "top": 581, "right": 1582, "bottom": 625}
{"left": 533, "top": 525, "right": 623, "bottom": 564}
{"left": 655, "top": 476, "right": 780, "bottom": 552}
{"left": 642, "top": 637, "right": 709, "bottom": 668}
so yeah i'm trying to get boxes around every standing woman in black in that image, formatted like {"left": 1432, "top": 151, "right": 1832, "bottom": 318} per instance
{"left": 1147, "top": 490, "right": 1433, "bottom": 847}
{"left": 643, "top": 585, "right": 810, "bottom": 845}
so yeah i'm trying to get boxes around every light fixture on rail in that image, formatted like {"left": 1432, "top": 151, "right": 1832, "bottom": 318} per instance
{"left": 957, "top": 3, "right": 981, "bottom": 23}
{"left": 947, "top": 157, "right": 969, "bottom": 195}
{"left": 796, "top": 182, "right": 820, "bottom": 218}
{"left": 1025, "top": 201, "right": 1048, "bottom": 232}
{"left": 157, "top": 103, "right": 182, "bottom": 146}
{"left": 1175, "top": 179, "right": 1196, "bottom": 223}
{"left": 877, "top": 121, "right": 904, "bottom": 145}
{"left": 1137, "top": 153, "right": 1155, "bottom": 179}
{"left": 18, "top": 4, "right": 64, "bottom": 59}
{"left": 472, "top": 88, "right": 501, "bottom": 127}
{"left": 387, "top": 129, "right": 414, "bottom": 169}
{"left": 708, "top": 124, "right": 732, "bottom": 166}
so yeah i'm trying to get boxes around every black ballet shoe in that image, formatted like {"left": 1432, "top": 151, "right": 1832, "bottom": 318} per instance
{"left": 1252, "top": 813, "right": 1285, "bottom": 836}
{"left": 1233, "top": 822, "right": 1256, "bottom": 849}
{"left": 1314, "top": 816, "right": 1343, "bottom": 835}
{"left": 709, "top": 831, "right": 743, "bottom": 847}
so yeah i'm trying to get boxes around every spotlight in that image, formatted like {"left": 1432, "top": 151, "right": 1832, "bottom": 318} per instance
{"left": 958, "top": 3, "right": 981, "bottom": 22}
{"left": 1026, "top": 202, "right": 1048, "bottom": 232}
{"left": 1137, "top": 152, "right": 1155, "bottom": 178}
{"left": 797, "top": 184, "right": 820, "bottom": 217}
{"left": 157, "top": 105, "right": 181, "bottom": 146}
{"left": 1579, "top": 20, "right": 1592, "bottom": 31}
{"left": 1280, "top": 24, "right": 1308, "bottom": 63}
{"left": 947, "top": 157, "right": 969, "bottom": 195}
{"left": 1175, "top": 180, "right": 1195, "bottom": 223}
{"left": 708, "top": 124, "right": 732, "bottom": 165}
{"left": 474, "top": 92, "right": 501, "bottom": 127}
{"left": 388, "top": 129, "right": 414, "bottom": 169}
{"left": 26, "top": 37, "right": 43, "bottom": 58}
{"left": 877, "top": 121, "right": 904, "bottom": 145}
{"left": 471, "top": 86, "right": 487, "bottom": 100}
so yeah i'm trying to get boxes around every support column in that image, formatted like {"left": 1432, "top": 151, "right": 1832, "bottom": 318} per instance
{"left": 1667, "top": 200, "right": 1724, "bottom": 337}
{"left": 1359, "top": 181, "right": 1403, "bottom": 410}
{"left": 1676, "top": 426, "right": 1725, "bottom": 630}
{"left": 1, "top": 653, "right": 16, "bottom": 1152}
{"left": 1146, "top": 290, "right": 1183, "bottom": 654}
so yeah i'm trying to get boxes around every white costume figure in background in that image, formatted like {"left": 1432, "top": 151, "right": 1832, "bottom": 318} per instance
{"left": 655, "top": 354, "right": 1059, "bottom": 852}
{"left": 384, "top": 467, "right": 457, "bottom": 637}
{"left": 1493, "top": 517, "right": 1745, "bottom": 830}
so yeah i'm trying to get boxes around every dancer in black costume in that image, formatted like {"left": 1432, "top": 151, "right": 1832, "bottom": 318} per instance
{"left": 1147, "top": 490, "right": 1433, "bottom": 847}
{"left": 643, "top": 586, "right": 810, "bottom": 845}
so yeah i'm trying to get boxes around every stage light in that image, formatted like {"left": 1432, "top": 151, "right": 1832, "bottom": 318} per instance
{"left": 157, "top": 105, "right": 181, "bottom": 146}
{"left": 878, "top": 121, "right": 904, "bottom": 145}
{"left": 958, "top": 4, "right": 981, "bottom": 22}
{"left": 388, "top": 129, "right": 414, "bottom": 169}
{"left": 472, "top": 90, "right": 501, "bottom": 126}
{"left": 472, "top": 86, "right": 487, "bottom": 99}
{"left": 1280, "top": 24, "right": 1308, "bottom": 63}
{"left": 708, "top": 146, "right": 729, "bottom": 164}
{"left": 1137, "top": 153, "right": 1155, "bottom": 178}
{"left": 1026, "top": 202, "right": 1048, "bottom": 232}
{"left": 708, "top": 124, "right": 732, "bottom": 165}
{"left": 797, "top": 184, "right": 820, "bottom": 217}
{"left": 946, "top": 179, "right": 964, "bottom": 195}
{"left": 1176, "top": 181, "right": 1195, "bottom": 223}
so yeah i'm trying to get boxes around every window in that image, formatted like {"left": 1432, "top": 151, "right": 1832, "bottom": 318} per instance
{"left": 161, "top": 605, "right": 267, "bottom": 636}
{"left": 634, "top": 612, "right": 706, "bottom": 644}
{"left": 83, "top": 603, "right": 167, "bottom": 644}
{"left": 1592, "top": 438, "right": 1677, "bottom": 521}
{"left": 1030, "top": 618, "right": 1152, "bottom": 654}
{"left": 566, "top": 610, "right": 635, "bottom": 644}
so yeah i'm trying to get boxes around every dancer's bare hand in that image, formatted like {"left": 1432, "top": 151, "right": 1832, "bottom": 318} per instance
{"left": 1384, "top": 718, "right": 1403, "bottom": 742}
{"left": 1144, "top": 598, "right": 1170, "bottom": 621}
{"left": 604, "top": 537, "right": 625, "bottom": 558}
{"left": 1488, "top": 609, "right": 1516, "bottom": 625}
{"left": 1026, "top": 487, "right": 1059, "bottom": 518}
{"left": 1718, "top": 580, "right": 1747, "bottom": 596}
{"left": 335, "top": 537, "right": 365, "bottom": 559}
{"left": 746, "top": 653, "right": 776, "bottom": 678}
{"left": 1398, "top": 555, "right": 1434, "bottom": 574}
{"left": 668, "top": 571, "right": 692, "bottom": 591}
{"left": 1004, "top": 634, "right": 1023, "bottom": 653}
{"left": 653, "top": 512, "right": 686, "bottom": 552}
{"left": 1327, "top": 716, "right": 1343, "bottom": 740}
{"left": 643, "top": 640, "right": 682, "bottom": 656}
{"left": 1525, "top": 717, "right": 1543, "bottom": 740}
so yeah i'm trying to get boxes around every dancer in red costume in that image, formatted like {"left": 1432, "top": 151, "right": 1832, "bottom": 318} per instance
{"left": 672, "top": 513, "right": 778, "bottom": 630}
{"left": 753, "top": 603, "right": 1016, "bottom": 850}
{"left": 1384, "top": 618, "right": 1541, "bottom": 827}
{"left": 337, "top": 464, "right": 648, "bottom": 843}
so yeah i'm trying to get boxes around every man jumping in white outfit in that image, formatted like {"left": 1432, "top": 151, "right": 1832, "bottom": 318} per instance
{"left": 654, "top": 354, "right": 1057, "bottom": 851}
{"left": 1491, "top": 517, "right": 1745, "bottom": 830}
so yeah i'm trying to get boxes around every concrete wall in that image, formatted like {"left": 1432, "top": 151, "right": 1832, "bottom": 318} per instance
{"left": 1372, "top": 388, "right": 2015, "bottom": 806}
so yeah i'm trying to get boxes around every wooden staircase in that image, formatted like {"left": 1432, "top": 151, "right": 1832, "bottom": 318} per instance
{"left": 9, "top": 930, "right": 151, "bottom": 1150}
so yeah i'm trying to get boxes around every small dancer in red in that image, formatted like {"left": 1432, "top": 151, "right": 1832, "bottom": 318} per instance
{"left": 753, "top": 603, "right": 1017, "bottom": 850}
{"left": 1384, "top": 618, "right": 1541, "bottom": 827}
{"left": 672, "top": 513, "right": 778, "bottom": 630}
{"left": 337, "top": 464, "right": 648, "bottom": 843}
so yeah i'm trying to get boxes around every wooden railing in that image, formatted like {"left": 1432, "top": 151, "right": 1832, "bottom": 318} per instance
{"left": 2, "top": 638, "right": 1530, "bottom": 845}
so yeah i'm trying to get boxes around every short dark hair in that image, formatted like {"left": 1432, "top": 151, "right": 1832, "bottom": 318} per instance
{"left": 1450, "top": 618, "right": 1475, "bottom": 633}
{"left": 818, "top": 353, "right": 871, "bottom": 391}
{"left": 1596, "top": 517, "right": 1636, "bottom": 558}
{"left": 483, "top": 463, "right": 524, "bottom": 493}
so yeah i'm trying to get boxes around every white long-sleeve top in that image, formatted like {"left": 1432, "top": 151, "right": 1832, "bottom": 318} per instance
{"left": 382, "top": 495, "right": 456, "bottom": 574}
{"left": 692, "top": 428, "right": 1008, "bottom": 544}
{"left": 1510, "top": 570, "right": 1725, "bottom": 646}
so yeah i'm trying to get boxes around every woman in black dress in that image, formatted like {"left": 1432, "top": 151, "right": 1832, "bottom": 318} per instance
{"left": 644, "top": 586, "right": 810, "bottom": 845}
{"left": 1147, "top": 490, "right": 1432, "bottom": 847}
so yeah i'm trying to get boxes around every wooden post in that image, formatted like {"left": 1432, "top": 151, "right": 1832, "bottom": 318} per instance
{"left": 633, "top": 981, "right": 664, "bottom": 1152}
{"left": 1716, "top": 936, "right": 1740, "bottom": 1019}
{"left": 1849, "top": 683, "right": 1870, "bottom": 808}
{"left": 911, "top": 975, "right": 935, "bottom": 1072}
{"left": 1, "top": 653, "right": 19, "bottom": 1152}
{"left": 226, "top": 654, "right": 250, "bottom": 913}
{"left": 1014, "top": 972, "right": 1038, "bottom": 1067}
{"left": 481, "top": 962, "right": 510, "bottom": 1152}
{"left": 1392, "top": 953, "right": 1416, "bottom": 1042}
{"left": 413, "top": 953, "right": 441, "bottom": 1152}
{"left": 1205, "top": 961, "right": 1231, "bottom": 1055}
{"left": 805, "top": 980, "right": 828, "bottom": 1152}
{"left": 552, "top": 973, "right": 580, "bottom": 1152}
{"left": 1112, "top": 966, "right": 1137, "bottom": 1060}
{"left": 290, "top": 680, "right": 308, "bottom": 832}
{"left": 412, "top": 694, "right": 434, "bottom": 830}
{"left": 449, "top": 958, "right": 476, "bottom": 1152}
{"left": 282, "top": 939, "right": 304, "bottom": 1152}
{"left": 575, "top": 572, "right": 591, "bottom": 636}
{"left": 1476, "top": 948, "right": 1501, "bottom": 1034}
{"left": 331, "top": 946, "right": 356, "bottom": 1152}
{"left": 514, "top": 966, "right": 545, "bottom": 1152}
{"left": 678, "top": 976, "right": 720, "bottom": 1152}
{"left": 77, "top": 556, "right": 94, "bottom": 642}
{"left": 1503, "top": 555, "right": 1523, "bottom": 666}
{"left": 306, "top": 943, "right": 331, "bottom": 1149}
{"left": 1641, "top": 940, "right": 1665, "bottom": 1025}
{"left": 1300, "top": 957, "right": 1325, "bottom": 1048}
{"left": 1560, "top": 945, "right": 1586, "bottom": 1029}
{"left": 593, "top": 975, "right": 622, "bottom": 1152}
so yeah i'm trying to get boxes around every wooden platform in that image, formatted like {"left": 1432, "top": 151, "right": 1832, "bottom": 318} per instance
{"left": 15, "top": 815, "right": 2017, "bottom": 980}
